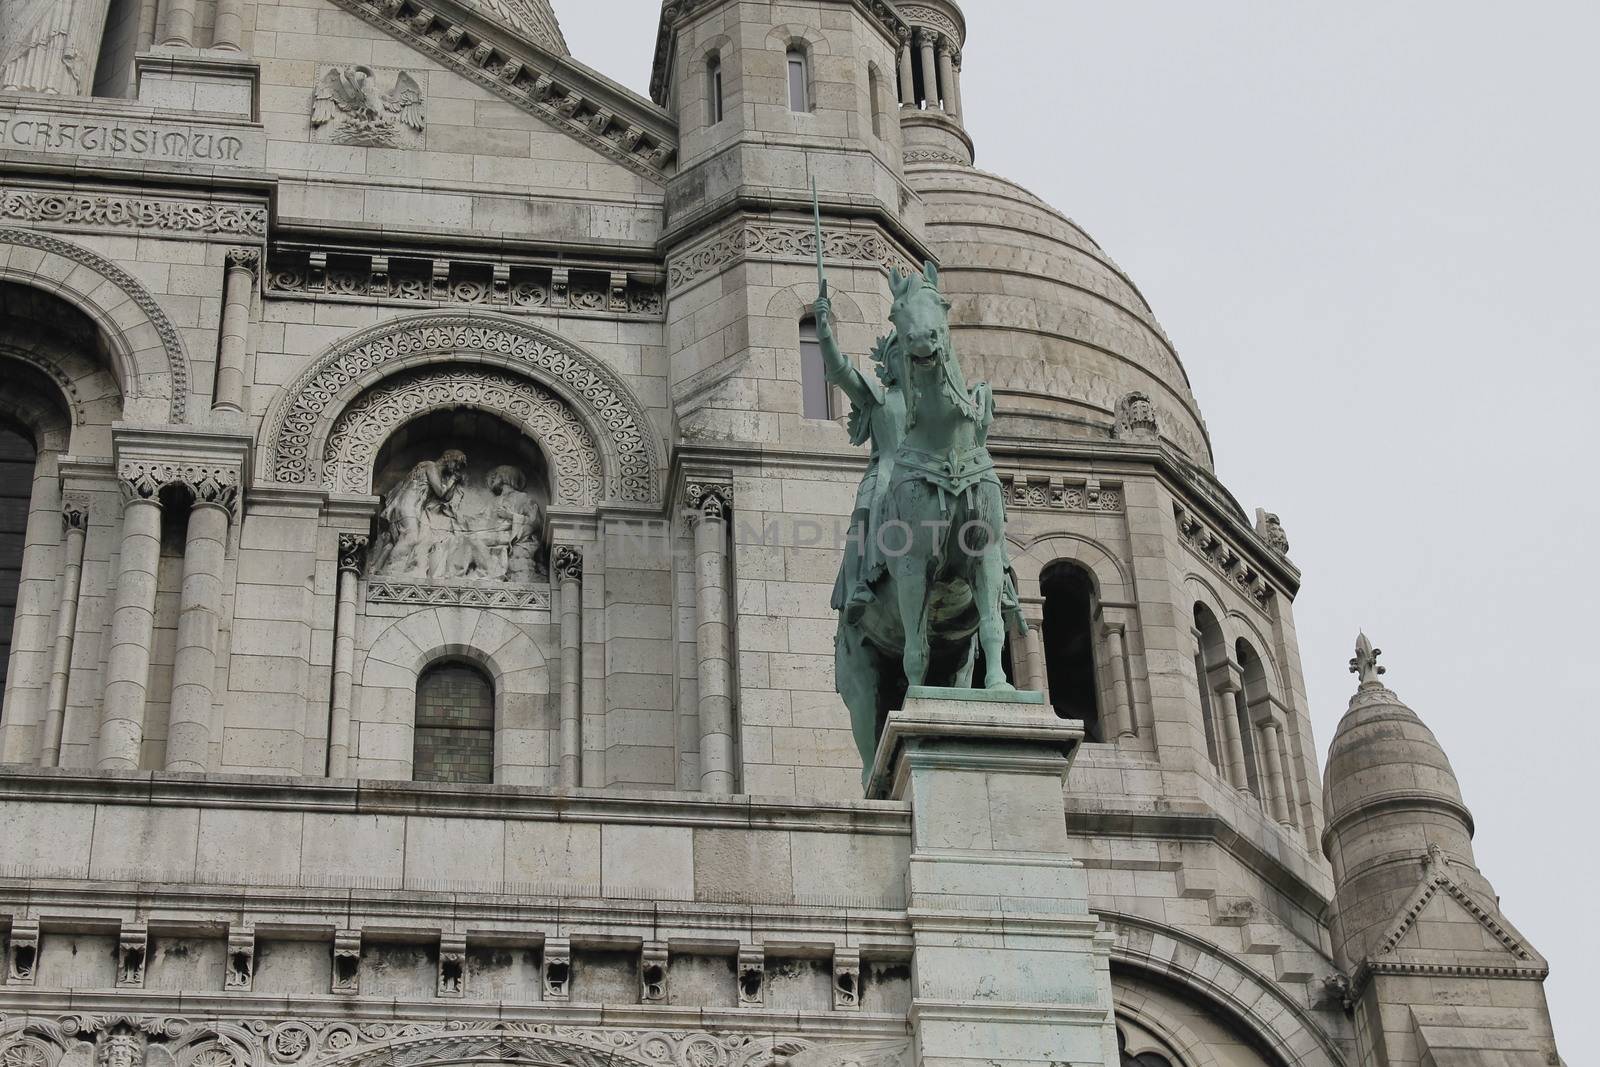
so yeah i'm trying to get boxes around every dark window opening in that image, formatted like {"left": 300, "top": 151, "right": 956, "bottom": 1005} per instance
{"left": 787, "top": 47, "right": 810, "bottom": 112}
{"left": 413, "top": 661, "right": 495, "bottom": 784}
{"left": 706, "top": 55, "right": 724, "bottom": 125}
{"left": 799, "top": 316, "right": 831, "bottom": 419}
{"left": 0, "top": 425, "right": 37, "bottom": 704}
{"left": 1042, "top": 563, "right": 1102, "bottom": 740}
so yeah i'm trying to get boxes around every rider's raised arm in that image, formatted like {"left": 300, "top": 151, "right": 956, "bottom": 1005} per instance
{"left": 814, "top": 295, "right": 876, "bottom": 410}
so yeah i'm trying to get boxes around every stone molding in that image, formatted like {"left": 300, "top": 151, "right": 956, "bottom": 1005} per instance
{"left": 0, "top": 228, "right": 189, "bottom": 423}
{"left": 266, "top": 251, "right": 662, "bottom": 316}
{"left": 325, "top": 0, "right": 674, "bottom": 180}
{"left": 366, "top": 578, "right": 551, "bottom": 610}
{"left": 667, "top": 221, "right": 920, "bottom": 293}
{"left": 263, "top": 313, "right": 660, "bottom": 506}
{"left": 322, "top": 367, "right": 604, "bottom": 505}
{"left": 1368, "top": 847, "right": 1541, "bottom": 968}
{"left": 0, "top": 188, "right": 267, "bottom": 239}
{"left": 897, "top": 4, "right": 964, "bottom": 43}
{"left": 1000, "top": 473, "right": 1122, "bottom": 513}
{"left": 902, "top": 147, "right": 969, "bottom": 166}
{"left": 0, "top": 344, "right": 84, "bottom": 426}
{"left": 1174, "top": 503, "right": 1274, "bottom": 612}
{"left": 117, "top": 461, "right": 241, "bottom": 513}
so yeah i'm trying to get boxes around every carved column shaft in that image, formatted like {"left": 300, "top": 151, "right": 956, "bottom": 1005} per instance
{"left": 1022, "top": 615, "right": 1049, "bottom": 701}
{"left": 917, "top": 32, "right": 940, "bottom": 110}
{"left": 1259, "top": 719, "right": 1292, "bottom": 826}
{"left": 897, "top": 34, "right": 915, "bottom": 105}
{"left": 159, "top": 0, "right": 197, "bottom": 47}
{"left": 936, "top": 43, "right": 957, "bottom": 117}
{"left": 690, "top": 486, "right": 735, "bottom": 795}
{"left": 1216, "top": 683, "right": 1249, "bottom": 792}
{"left": 948, "top": 53, "right": 964, "bottom": 119}
{"left": 1105, "top": 625, "right": 1134, "bottom": 740}
{"left": 212, "top": 0, "right": 244, "bottom": 50}
{"left": 98, "top": 491, "right": 162, "bottom": 770}
{"left": 40, "top": 501, "right": 89, "bottom": 767}
{"left": 136, "top": 0, "right": 159, "bottom": 51}
{"left": 166, "top": 495, "right": 232, "bottom": 772}
{"left": 327, "top": 534, "right": 367, "bottom": 777}
{"left": 555, "top": 546, "right": 583, "bottom": 788}
{"left": 214, "top": 249, "right": 257, "bottom": 412}
{"left": 0, "top": 454, "right": 61, "bottom": 763}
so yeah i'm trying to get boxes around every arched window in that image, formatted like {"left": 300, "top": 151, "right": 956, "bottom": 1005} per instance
{"left": 0, "top": 425, "right": 36, "bottom": 700}
{"left": 706, "top": 53, "right": 724, "bottom": 125}
{"left": 1193, "top": 604, "right": 1226, "bottom": 774}
{"left": 1042, "top": 562, "right": 1102, "bottom": 741}
{"left": 413, "top": 661, "right": 495, "bottom": 784}
{"left": 868, "top": 63, "right": 885, "bottom": 137}
{"left": 1235, "top": 639, "right": 1269, "bottom": 804}
{"left": 1117, "top": 1028, "right": 1175, "bottom": 1067}
{"left": 799, "top": 316, "right": 831, "bottom": 419}
{"left": 787, "top": 46, "right": 810, "bottom": 112}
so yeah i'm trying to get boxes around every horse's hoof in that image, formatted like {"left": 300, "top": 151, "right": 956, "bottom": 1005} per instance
{"left": 989, "top": 682, "right": 1016, "bottom": 692}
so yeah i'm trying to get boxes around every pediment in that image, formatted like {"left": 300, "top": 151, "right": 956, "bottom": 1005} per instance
{"left": 1371, "top": 849, "right": 1546, "bottom": 972}
{"left": 320, "top": 0, "right": 675, "bottom": 180}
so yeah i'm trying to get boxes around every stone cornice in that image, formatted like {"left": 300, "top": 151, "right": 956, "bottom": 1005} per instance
{"left": 325, "top": 0, "right": 675, "bottom": 180}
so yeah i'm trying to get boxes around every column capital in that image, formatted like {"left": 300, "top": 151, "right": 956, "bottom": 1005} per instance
{"left": 338, "top": 533, "right": 371, "bottom": 575}
{"left": 62, "top": 493, "right": 91, "bottom": 532}
{"left": 896, "top": 26, "right": 912, "bottom": 45}
{"left": 553, "top": 545, "right": 584, "bottom": 582}
{"left": 226, "top": 246, "right": 261, "bottom": 273}
{"left": 936, "top": 37, "right": 957, "bottom": 57}
{"left": 915, "top": 27, "right": 939, "bottom": 49}
{"left": 685, "top": 479, "right": 733, "bottom": 521}
{"left": 117, "top": 460, "right": 241, "bottom": 513}
{"left": 1215, "top": 677, "right": 1241, "bottom": 696}
{"left": 1102, "top": 620, "right": 1127, "bottom": 639}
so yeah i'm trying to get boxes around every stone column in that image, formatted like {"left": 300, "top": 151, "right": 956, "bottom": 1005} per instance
{"left": 896, "top": 29, "right": 915, "bottom": 106}
{"left": 936, "top": 40, "right": 957, "bottom": 116}
{"left": 213, "top": 248, "right": 257, "bottom": 413}
{"left": 164, "top": 474, "right": 237, "bottom": 773}
{"left": 917, "top": 31, "right": 939, "bottom": 111}
{"left": 1259, "top": 718, "right": 1292, "bottom": 826}
{"left": 869, "top": 690, "right": 1119, "bottom": 1065}
{"left": 1021, "top": 613, "right": 1049, "bottom": 700}
{"left": 1104, "top": 624, "right": 1135, "bottom": 740}
{"left": 1216, "top": 680, "right": 1249, "bottom": 792}
{"left": 98, "top": 466, "right": 166, "bottom": 770}
{"left": 39, "top": 496, "right": 90, "bottom": 768}
{"left": 689, "top": 481, "right": 735, "bottom": 795}
{"left": 159, "top": 0, "right": 197, "bottom": 47}
{"left": 554, "top": 545, "right": 583, "bottom": 787}
{"left": 948, "top": 51, "right": 964, "bottom": 119}
{"left": 326, "top": 533, "right": 367, "bottom": 778}
{"left": 211, "top": 0, "right": 245, "bottom": 50}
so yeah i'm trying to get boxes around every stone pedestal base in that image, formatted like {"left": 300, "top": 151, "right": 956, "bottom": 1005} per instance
{"left": 135, "top": 49, "right": 258, "bottom": 117}
{"left": 871, "top": 687, "right": 1119, "bottom": 1067}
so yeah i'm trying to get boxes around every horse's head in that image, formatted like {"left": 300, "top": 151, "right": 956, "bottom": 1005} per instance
{"left": 889, "top": 263, "right": 952, "bottom": 372}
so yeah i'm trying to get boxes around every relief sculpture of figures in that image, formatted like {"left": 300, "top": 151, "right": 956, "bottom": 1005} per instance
{"left": 818, "top": 256, "right": 1027, "bottom": 779}
{"left": 311, "top": 65, "right": 425, "bottom": 148}
{"left": 372, "top": 452, "right": 547, "bottom": 584}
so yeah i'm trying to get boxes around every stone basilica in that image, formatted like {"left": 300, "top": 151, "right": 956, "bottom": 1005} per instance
{"left": 0, "top": 0, "right": 1565, "bottom": 1064}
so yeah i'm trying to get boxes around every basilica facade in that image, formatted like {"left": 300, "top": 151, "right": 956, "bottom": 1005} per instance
{"left": 0, "top": 1, "right": 1564, "bottom": 1064}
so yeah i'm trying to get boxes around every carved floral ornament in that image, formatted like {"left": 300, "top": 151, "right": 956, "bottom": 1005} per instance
{"left": 0, "top": 1017, "right": 910, "bottom": 1067}
{"left": 667, "top": 222, "right": 919, "bottom": 292}
{"left": 263, "top": 314, "right": 660, "bottom": 506}
{"left": 118, "top": 462, "right": 241, "bottom": 512}
{"left": 0, "top": 189, "right": 267, "bottom": 238}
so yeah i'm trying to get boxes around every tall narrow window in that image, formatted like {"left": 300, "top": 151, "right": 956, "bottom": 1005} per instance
{"left": 0, "top": 425, "right": 36, "bottom": 700}
{"left": 1236, "top": 639, "right": 1269, "bottom": 806}
{"left": 1042, "top": 562, "right": 1102, "bottom": 741}
{"left": 868, "top": 63, "right": 885, "bottom": 137}
{"left": 706, "top": 54, "right": 724, "bottom": 125}
{"left": 787, "top": 46, "right": 810, "bottom": 112}
{"left": 799, "top": 316, "right": 831, "bottom": 419}
{"left": 413, "top": 661, "right": 495, "bottom": 784}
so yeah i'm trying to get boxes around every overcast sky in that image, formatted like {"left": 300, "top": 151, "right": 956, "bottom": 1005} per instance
{"left": 559, "top": 1, "right": 1596, "bottom": 1050}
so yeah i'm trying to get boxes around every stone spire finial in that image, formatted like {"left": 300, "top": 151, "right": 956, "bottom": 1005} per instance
{"left": 1348, "top": 631, "right": 1386, "bottom": 687}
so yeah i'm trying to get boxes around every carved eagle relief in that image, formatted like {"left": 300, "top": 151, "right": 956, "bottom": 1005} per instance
{"left": 310, "top": 65, "right": 425, "bottom": 148}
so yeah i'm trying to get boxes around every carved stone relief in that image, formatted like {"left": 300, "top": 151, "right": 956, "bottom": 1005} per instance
{"left": 667, "top": 221, "right": 920, "bottom": 292}
{"left": 311, "top": 66, "right": 425, "bottom": 149}
{"left": 0, "top": 189, "right": 266, "bottom": 238}
{"left": 266, "top": 314, "right": 659, "bottom": 506}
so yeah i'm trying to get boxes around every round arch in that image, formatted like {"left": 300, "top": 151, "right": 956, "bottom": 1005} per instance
{"left": 1012, "top": 532, "right": 1133, "bottom": 604}
{"left": 261, "top": 311, "right": 661, "bottom": 505}
{"left": 0, "top": 227, "right": 190, "bottom": 423}
{"left": 1103, "top": 912, "right": 1347, "bottom": 1067}
{"left": 323, "top": 366, "right": 606, "bottom": 507}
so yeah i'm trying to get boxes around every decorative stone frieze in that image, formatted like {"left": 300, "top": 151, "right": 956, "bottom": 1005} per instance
{"left": 1175, "top": 504, "right": 1274, "bottom": 611}
{"left": 264, "top": 314, "right": 660, "bottom": 506}
{"left": 737, "top": 945, "right": 764, "bottom": 1006}
{"left": 366, "top": 579, "right": 551, "bottom": 609}
{"left": 639, "top": 941, "right": 668, "bottom": 1003}
{"left": 668, "top": 221, "right": 919, "bottom": 292}
{"left": 999, "top": 472, "right": 1123, "bottom": 513}
{"left": 266, "top": 251, "right": 663, "bottom": 316}
{"left": 323, "top": 369, "right": 604, "bottom": 505}
{"left": 0, "top": 189, "right": 267, "bottom": 237}
{"left": 0, "top": 228, "right": 189, "bottom": 422}
{"left": 324, "top": 0, "right": 674, "bottom": 179}
{"left": 4, "top": 921, "right": 37, "bottom": 985}
{"left": 540, "top": 938, "right": 570, "bottom": 1001}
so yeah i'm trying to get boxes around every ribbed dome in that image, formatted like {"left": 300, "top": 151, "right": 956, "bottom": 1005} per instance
{"left": 1323, "top": 681, "right": 1472, "bottom": 836}
{"left": 907, "top": 161, "right": 1213, "bottom": 468}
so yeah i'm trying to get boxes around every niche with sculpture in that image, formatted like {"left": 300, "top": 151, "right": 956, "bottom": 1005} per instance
{"left": 368, "top": 411, "right": 550, "bottom": 584}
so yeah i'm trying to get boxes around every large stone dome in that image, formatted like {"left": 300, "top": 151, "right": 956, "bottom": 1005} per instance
{"left": 908, "top": 161, "right": 1213, "bottom": 468}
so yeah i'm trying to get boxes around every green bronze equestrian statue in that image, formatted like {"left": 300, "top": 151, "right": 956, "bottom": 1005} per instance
{"left": 813, "top": 238, "right": 1026, "bottom": 780}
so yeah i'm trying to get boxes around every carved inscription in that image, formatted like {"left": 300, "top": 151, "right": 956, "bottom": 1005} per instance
{"left": 0, "top": 113, "right": 254, "bottom": 163}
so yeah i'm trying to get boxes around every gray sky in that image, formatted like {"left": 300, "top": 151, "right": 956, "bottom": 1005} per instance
{"left": 558, "top": 0, "right": 1596, "bottom": 1050}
